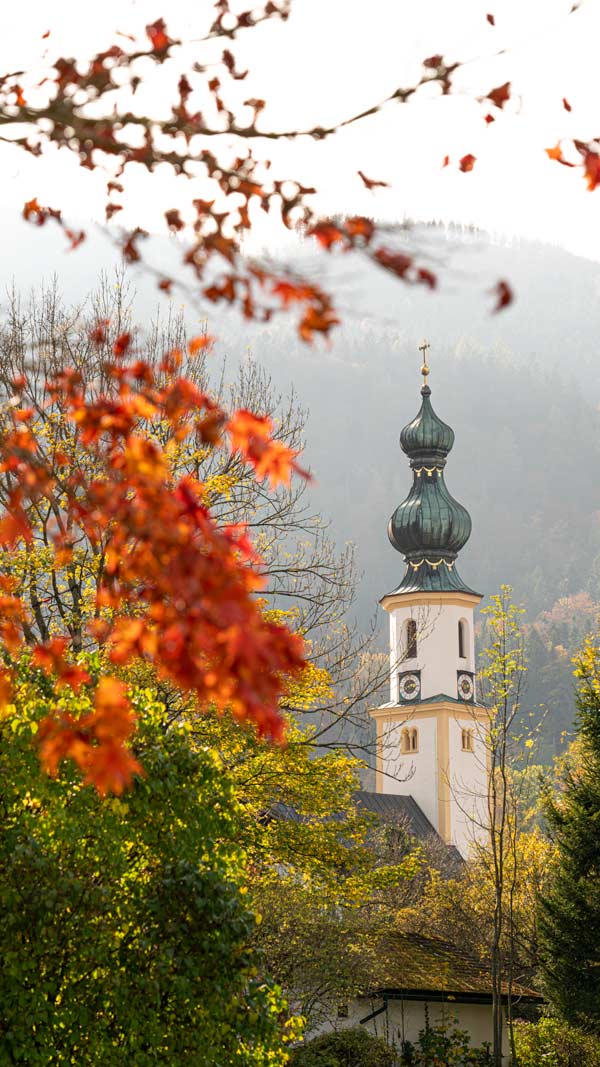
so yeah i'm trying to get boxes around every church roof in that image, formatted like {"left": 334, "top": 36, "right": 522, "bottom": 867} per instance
{"left": 362, "top": 932, "right": 542, "bottom": 1004}
{"left": 387, "top": 350, "right": 477, "bottom": 596}
{"left": 386, "top": 560, "right": 481, "bottom": 598}
{"left": 269, "top": 791, "right": 462, "bottom": 864}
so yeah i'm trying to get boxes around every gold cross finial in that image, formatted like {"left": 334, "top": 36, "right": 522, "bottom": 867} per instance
{"left": 419, "top": 338, "right": 430, "bottom": 388}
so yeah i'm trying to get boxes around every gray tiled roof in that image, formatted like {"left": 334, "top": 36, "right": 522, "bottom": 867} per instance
{"left": 354, "top": 791, "right": 437, "bottom": 839}
{"left": 354, "top": 791, "right": 463, "bottom": 865}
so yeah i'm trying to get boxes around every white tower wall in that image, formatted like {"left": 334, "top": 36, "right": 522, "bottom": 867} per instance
{"left": 389, "top": 597, "right": 476, "bottom": 703}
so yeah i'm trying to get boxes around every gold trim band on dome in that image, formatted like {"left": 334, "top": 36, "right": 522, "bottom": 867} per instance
{"left": 409, "top": 557, "right": 455, "bottom": 570}
{"left": 414, "top": 466, "right": 442, "bottom": 477}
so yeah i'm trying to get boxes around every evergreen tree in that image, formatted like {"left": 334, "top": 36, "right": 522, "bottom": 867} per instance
{"left": 539, "top": 636, "right": 600, "bottom": 1032}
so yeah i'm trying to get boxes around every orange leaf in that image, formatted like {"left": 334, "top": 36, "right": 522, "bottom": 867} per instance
{"left": 298, "top": 307, "right": 340, "bottom": 342}
{"left": 459, "top": 154, "right": 476, "bottom": 172}
{"left": 146, "top": 17, "right": 171, "bottom": 52}
{"left": 307, "top": 222, "right": 344, "bottom": 250}
{"left": 583, "top": 151, "right": 600, "bottom": 191}
{"left": 545, "top": 143, "right": 575, "bottom": 167}
{"left": 562, "top": 97, "right": 572, "bottom": 112}
{"left": 189, "top": 335, "right": 215, "bottom": 355}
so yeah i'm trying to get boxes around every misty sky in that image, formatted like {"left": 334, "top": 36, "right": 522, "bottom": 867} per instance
{"left": 0, "top": 0, "right": 599, "bottom": 274}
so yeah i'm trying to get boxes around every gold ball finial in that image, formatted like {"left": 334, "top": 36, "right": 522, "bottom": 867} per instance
{"left": 418, "top": 338, "right": 430, "bottom": 388}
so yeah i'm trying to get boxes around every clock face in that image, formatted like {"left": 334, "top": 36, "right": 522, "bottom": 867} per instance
{"left": 399, "top": 672, "right": 421, "bottom": 702}
{"left": 457, "top": 672, "right": 474, "bottom": 702}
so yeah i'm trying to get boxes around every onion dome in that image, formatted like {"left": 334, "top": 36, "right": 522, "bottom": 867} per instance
{"left": 387, "top": 344, "right": 479, "bottom": 596}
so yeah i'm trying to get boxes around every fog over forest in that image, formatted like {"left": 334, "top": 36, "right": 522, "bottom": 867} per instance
{"left": 6, "top": 220, "right": 600, "bottom": 757}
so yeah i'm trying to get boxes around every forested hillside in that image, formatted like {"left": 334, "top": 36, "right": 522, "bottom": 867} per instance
{"left": 209, "top": 226, "right": 600, "bottom": 754}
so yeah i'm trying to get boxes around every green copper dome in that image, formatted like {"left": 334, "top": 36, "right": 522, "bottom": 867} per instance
{"left": 388, "top": 383, "right": 479, "bottom": 596}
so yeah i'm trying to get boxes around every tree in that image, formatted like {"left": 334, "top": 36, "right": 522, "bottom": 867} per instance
{"left": 0, "top": 656, "right": 299, "bottom": 1065}
{"left": 539, "top": 633, "right": 600, "bottom": 1033}
{"left": 0, "top": 278, "right": 317, "bottom": 791}
{"left": 477, "top": 587, "right": 528, "bottom": 1067}
{"left": 0, "top": 275, "right": 391, "bottom": 792}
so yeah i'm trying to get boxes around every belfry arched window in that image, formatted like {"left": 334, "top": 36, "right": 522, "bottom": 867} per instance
{"left": 401, "top": 727, "right": 419, "bottom": 754}
{"left": 458, "top": 619, "right": 468, "bottom": 660}
{"left": 406, "top": 619, "right": 417, "bottom": 660}
{"left": 461, "top": 727, "right": 474, "bottom": 752}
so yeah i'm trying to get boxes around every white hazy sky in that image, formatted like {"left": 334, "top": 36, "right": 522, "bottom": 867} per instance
{"left": 1, "top": 0, "right": 599, "bottom": 262}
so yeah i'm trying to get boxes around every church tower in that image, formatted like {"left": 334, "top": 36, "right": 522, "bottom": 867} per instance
{"left": 370, "top": 344, "right": 488, "bottom": 857}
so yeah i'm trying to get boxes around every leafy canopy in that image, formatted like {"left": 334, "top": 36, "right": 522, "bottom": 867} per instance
{"left": 0, "top": 657, "right": 299, "bottom": 1065}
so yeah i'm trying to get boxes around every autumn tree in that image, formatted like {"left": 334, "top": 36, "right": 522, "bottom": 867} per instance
{"left": 0, "top": 658, "right": 299, "bottom": 1065}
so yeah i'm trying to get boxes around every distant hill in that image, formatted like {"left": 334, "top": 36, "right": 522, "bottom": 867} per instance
{"left": 210, "top": 226, "right": 600, "bottom": 751}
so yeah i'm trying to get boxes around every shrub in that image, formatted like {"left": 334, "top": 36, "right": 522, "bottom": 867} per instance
{"left": 290, "top": 1027, "right": 398, "bottom": 1067}
{"left": 514, "top": 1017, "right": 600, "bottom": 1067}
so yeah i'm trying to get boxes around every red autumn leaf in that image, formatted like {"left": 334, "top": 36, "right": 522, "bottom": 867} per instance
{"left": 42, "top": 29, "right": 50, "bottom": 38}
{"left": 357, "top": 170, "right": 390, "bottom": 190}
{"left": 491, "top": 279, "right": 513, "bottom": 312}
{"left": 344, "top": 216, "right": 375, "bottom": 241}
{"left": 222, "top": 48, "right": 248, "bottom": 79}
{"left": 14, "top": 85, "right": 26, "bottom": 107}
{"left": 307, "top": 222, "right": 344, "bottom": 250}
{"left": 65, "top": 229, "right": 85, "bottom": 251}
{"left": 484, "top": 113, "right": 495, "bottom": 125}
{"left": 298, "top": 307, "right": 340, "bottom": 342}
{"left": 146, "top": 18, "right": 171, "bottom": 52}
{"left": 583, "top": 151, "right": 600, "bottom": 191}
{"left": 227, "top": 408, "right": 306, "bottom": 486}
{"left": 459, "top": 154, "right": 477, "bottom": 172}
{"left": 417, "top": 268, "right": 437, "bottom": 290}
{"left": 272, "top": 281, "right": 317, "bottom": 306}
{"left": 90, "top": 320, "right": 110, "bottom": 345}
{"left": 487, "top": 82, "right": 511, "bottom": 109}
{"left": 113, "top": 333, "right": 132, "bottom": 358}
{"left": 486, "top": 13, "right": 495, "bottom": 25}
{"left": 158, "top": 278, "right": 173, "bottom": 292}
{"left": 165, "top": 208, "right": 184, "bottom": 231}
{"left": 32, "top": 637, "right": 91, "bottom": 692}
{"left": 23, "top": 198, "right": 42, "bottom": 222}
{"left": 105, "top": 203, "right": 123, "bottom": 220}
{"left": 442, "top": 155, "right": 450, "bottom": 168}
{"left": 374, "top": 248, "right": 412, "bottom": 277}
{"left": 0, "top": 507, "right": 32, "bottom": 547}
{"left": 122, "top": 228, "right": 148, "bottom": 263}
{"left": 188, "top": 335, "right": 215, "bottom": 355}
{"left": 423, "top": 55, "right": 443, "bottom": 69}
{"left": 563, "top": 97, "right": 572, "bottom": 112}
{"left": 38, "top": 677, "right": 142, "bottom": 795}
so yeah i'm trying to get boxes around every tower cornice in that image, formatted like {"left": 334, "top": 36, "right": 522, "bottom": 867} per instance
{"left": 380, "top": 590, "right": 483, "bottom": 614}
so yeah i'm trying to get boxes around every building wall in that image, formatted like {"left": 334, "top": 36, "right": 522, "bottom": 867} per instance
{"left": 390, "top": 600, "right": 475, "bottom": 703}
{"left": 312, "top": 998, "right": 507, "bottom": 1061}
{"left": 381, "top": 716, "right": 439, "bottom": 831}
{"left": 449, "top": 716, "right": 489, "bottom": 856}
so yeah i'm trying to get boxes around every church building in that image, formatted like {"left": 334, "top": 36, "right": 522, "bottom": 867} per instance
{"left": 368, "top": 343, "right": 489, "bottom": 859}
{"left": 306, "top": 346, "right": 542, "bottom": 1058}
